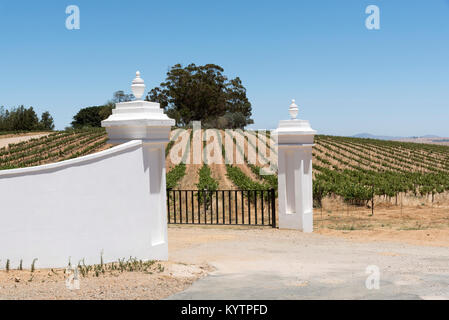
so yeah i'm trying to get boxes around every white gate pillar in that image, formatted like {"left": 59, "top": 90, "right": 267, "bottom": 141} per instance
{"left": 274, "top": 100, "right": 316, "bottom": 232}
{"left": 101, "top": 71, "right": 175, "bottom": 259}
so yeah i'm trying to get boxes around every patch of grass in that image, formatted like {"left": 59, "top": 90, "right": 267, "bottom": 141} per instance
{"left": 31, "top": 258, "right": 38, "bottom": 272}
{"left": 328, "top": 224, "right": 356, "bottom": 231}
{"left": 327, "top": 223, "right": 374, "bottom": 230}
{"left": 74, "top": 257, "right": 160, "bottom": 278}
{"left": 398, "top": 225, "right": 428, "bottom": 231}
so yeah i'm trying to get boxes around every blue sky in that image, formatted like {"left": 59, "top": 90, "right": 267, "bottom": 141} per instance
{"left": 0, "top": 0, "right": 448, "bottom": 136}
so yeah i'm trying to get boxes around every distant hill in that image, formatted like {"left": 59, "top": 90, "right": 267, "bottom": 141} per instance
{"left": 352, "top": 133, "right": 440, "bottom": 141}
{"left": 351, "top": 133, "right": 401, "bottom": 140}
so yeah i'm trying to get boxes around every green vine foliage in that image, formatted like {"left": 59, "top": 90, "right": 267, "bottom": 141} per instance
{"left": 196, "top": 165, "right": 219, "bottom": 191}
{"left": 166, "top": 163, "right": 186, "bottom": 190}
{"left": 313, "top": 135, "right": 449, "bottom": 205}
{"left": 196, "top": 164, "right": 219, "bottom": 206}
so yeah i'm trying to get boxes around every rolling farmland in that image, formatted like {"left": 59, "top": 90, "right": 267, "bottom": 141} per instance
{"left": 0, "top": 128, "right": 110, "bottom": 170}
{"left": 313, "top": 135, "right": 449, "bottom": 205}
{"left": 2, "top": 128, "right": 449, "bottom": 212}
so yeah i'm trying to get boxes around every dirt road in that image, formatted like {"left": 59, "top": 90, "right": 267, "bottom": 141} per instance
{"left": 167, "top": 226, "right": 449, "bottom": 300}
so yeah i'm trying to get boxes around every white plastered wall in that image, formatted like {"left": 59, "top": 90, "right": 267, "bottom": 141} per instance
{"left": 0, "top": 140, "right": 167, "bottom": 268}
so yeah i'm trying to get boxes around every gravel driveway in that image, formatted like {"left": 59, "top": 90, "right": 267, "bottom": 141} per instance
{"left": 167, "top": 226, "right": 449, "bottom": 300}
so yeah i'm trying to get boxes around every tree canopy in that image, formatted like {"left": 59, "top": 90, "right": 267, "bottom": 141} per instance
{"left": 71, "top": 105, "right": 113, "bottom": 128}
{"left": 0, "top": 106, "right": 54, "bottom": 131}
{"left": 112, "top": 90, "right": 134, "bottom": 103}
{"left": 70, "top": 90, "right": 133, "bottom": 128}
{"left": 147, "top": 63, "right": 253, "bottom": 129}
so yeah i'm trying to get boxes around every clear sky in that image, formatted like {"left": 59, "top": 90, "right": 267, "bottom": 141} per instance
{"left": 0, "top": 0, "right": 448, "bottom": 136}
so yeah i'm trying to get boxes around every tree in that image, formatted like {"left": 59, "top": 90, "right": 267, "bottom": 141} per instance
{"left": 112, "top": 90, "right": 134, "bottom": 103}
{"left": 0, "top": 105, "right": 53, "bottom": 131}
{"left": 39, "top": 111, "right": 55, "bottom": 130}
{"left": 218, "top": 112, "right": 249, "bottom": 129}
{"left": 71, "top": 106, "right": 105, "bottom": 128}
{"left": 0, "top": 106, "right": 9, "bottom": 131}
{"left": 16, "top": 106, "right": 39, "bottom": 130}
{"left": 98, "top": 102, "right": 113, "bottom": 120}
{"left": 147, "top": 63, "right": 253, "bottom": 128}
{"left": 70, "top": 90, "right": 131, "bottom": 128}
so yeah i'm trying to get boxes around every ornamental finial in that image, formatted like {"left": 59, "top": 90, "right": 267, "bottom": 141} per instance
{"left": 289, "top": 99, "right": 299, "bottom": 119}
{"left": 131, "top": 71, "right": 145, "bottom": 100}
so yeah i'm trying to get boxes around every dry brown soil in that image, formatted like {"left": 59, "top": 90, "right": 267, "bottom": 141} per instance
{"left": 0, "top": 261, "right": 210, "bottom": 300}
{"left": 315, "top": 203, "right": 449, "bottom": 247}
{"left": 0, "top": 133, "right": 51, "bottom": 149}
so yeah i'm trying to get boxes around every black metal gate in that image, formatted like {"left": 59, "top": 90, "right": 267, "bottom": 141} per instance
{"left": 167, "top": 189, "right": 276, "bottom": 227}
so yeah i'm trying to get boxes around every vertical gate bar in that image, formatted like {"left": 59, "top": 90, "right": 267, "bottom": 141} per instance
{"left": 208, "top": 191, "right": 211, "bottom": 224}
{"left": 268, "top": 190, "right": 271, "bottom": 224}
{"left": 178, "top": 190, "right": 182, "bottom": 223}
{"left": 210, "top": 190, "right": 213, "bottom": 224}
{"left": 222, "top": 190, "right": 225, "bottom": 224}
{"left": 203, "top": 190, "right": 207, "bottom": 224}
{"left": 261, "top": 190, "right": 264, "bottom": 225}
{"left": 191, "top": 191, "right": 194, "bottom": 223}
{"left": 235, "top": 190, "right": 238, "bottom": 224}
{"left": 167, "top": 190, "right": 171, "bottom": 223}
{"left": 174, "top": 190, "right": 177, "bottom": 224}
{"left": 207, "top": 190, "right": 211, "bottom": 224}
{"left": 269, "top": 189, "right": 271, "bottom": 226}
{"left": 241, "top": 190, "right": 244, "bottom": 224}
{"left": 216, "top": 191, "right": 219, "bottom": 224}
{"left": 228, "top": 191, "right": 232, "bottom": 224}
{"left": 254, "top": 190, "right": 258, "bottom": 225}
{"left": 248, "top": 190, "right": 251, "bottom": 225}
{"left": 197, "top": 190, "right": 200, "bottom": 224}
{"left": 185, "top": 190, "right": 188, "bottom": 224}
{"left": 271, "top": 188, "right": 276, "bottom": 228}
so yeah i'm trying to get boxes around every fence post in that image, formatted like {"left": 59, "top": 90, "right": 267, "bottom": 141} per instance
{"left": 274, "top": 100, "right": 316, "bottom": 232}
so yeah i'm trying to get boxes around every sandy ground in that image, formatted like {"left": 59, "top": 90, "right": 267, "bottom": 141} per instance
{"left": 314, "top": 203, "right": 449, "bottom": 246}
{"left": 178, "top": 164, "right": 201, "bottom": 189}
{"left": 209, "top": 164, "right": 234, "bottom": 189}
{"left": 0, "top": 133, "right": 51, "bottom": 149}
{"left": 2, "top": 223, "right": 449, "bottom": 300}
{"left": 167, "top": 226, "right": 449, "bottom": 300}
{"left": 0, "top": 261, "right": 210, "bottom": 300}
{"left": 317, "top": 228, "right": 449, "bottom": 247}
{"left": 0, "top": 132, "right": 50, "bottom": 148}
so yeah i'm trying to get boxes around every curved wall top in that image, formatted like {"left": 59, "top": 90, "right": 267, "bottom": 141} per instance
{"left": 0, "top": 140, "right": 142, "bottom": 178}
